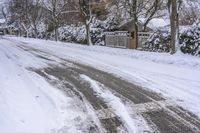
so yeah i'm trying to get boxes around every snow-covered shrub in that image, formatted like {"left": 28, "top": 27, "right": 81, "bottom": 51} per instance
{"left": 180, "top": 21, "right": 200, "bottom": 56}
{"left": 90, "top": 19, "right": 105, "bottom": 45}
{"left": 58, "top": 25, "right": 86, "bottom": 44}
{"left": 37, "top": 23, "right": 47, "bottom": 39}
{"left": 102, "top": 15, "right": 119, "bottom": 31}
{"left": 143, "top": 30, "right": 171, "bottom": 52}
{"left": 10, "top": 15, "right": 120, "bottom": 45}
{"left": 57, "top": 17, "right": 119, "bottom": 45}
{"left": 90, "top": 27, "right": 104, "bottom": 45}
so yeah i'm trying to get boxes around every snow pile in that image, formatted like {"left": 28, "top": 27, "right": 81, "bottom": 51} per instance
{"left": 81, "top": 75, "right": 137, "bottom": 133}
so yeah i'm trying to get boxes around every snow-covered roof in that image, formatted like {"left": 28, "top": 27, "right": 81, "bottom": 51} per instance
{"left": 139, "top": 18, "right": 169, "bottom": 30}
{"left": 118, "top": 19, "right": 152, "bottom": 32}
{"left": 0, "top": 18, "right": 5, "bottom": 24}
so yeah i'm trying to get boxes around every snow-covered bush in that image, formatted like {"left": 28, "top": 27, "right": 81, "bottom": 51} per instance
{"left": 57, "top": 17, "right": 119, "bottom": 45}
{"left": 180, "top": 21, "right": 200, "bottom": 56}
{"left": 143, "top": 30, "right": 171, "bottom": 52}
{"left": 9, "top": 15, "right": 120, "bottom": 45}
{"left": 102, "top": 15, "right": 119, "bottom": 31}
{"left": 143, "top": 21, "right": 200, "bottom": 56}
{"left": 58, "top": 25, "right": 86, "bottom": 44}
{"left": 90, "top": 19, "right": 106, "bottom": 45}
{"left": 37, "top": 23, "right": 47, "bottom": 39}
{"left": 58, "top": 24, "right": 104, "bottom": 45}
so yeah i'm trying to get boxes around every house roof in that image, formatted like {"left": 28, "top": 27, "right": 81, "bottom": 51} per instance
{"left": 118, "top": 19, "right": 152, "bottom": 32}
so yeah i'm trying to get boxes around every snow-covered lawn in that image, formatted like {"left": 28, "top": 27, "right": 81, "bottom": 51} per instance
{"left": 1, "top": 36, "right": 200, "bottom": 132}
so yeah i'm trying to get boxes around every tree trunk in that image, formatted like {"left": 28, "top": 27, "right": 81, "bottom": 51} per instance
{"left": 81, "top": 6, "right": 91, "bottom": 45}
{"left": 79, "top": 0, "right": 92, "bottom": 46}
{"left": 54, "top": 26, "right": 58, "bottom": 41}
{"left": 132, "top": 0, "right": 138, "bottom": 48}
{"left": 176, "top": 9, "right": 180, "bottom": 52}
{"left": 170, "top": 0, "right": 177, "bottom": 54}
{"left": 143, "top": 24, "right": 148, "bottom": 32}
{"left": 34, "top": 25, "right": 38, "bottom": 38}
{"left": 134, "top": 21, "right": 138, "bottom": 48}
{"left": 84, "top": 19, "right": 92, "bottom": 45}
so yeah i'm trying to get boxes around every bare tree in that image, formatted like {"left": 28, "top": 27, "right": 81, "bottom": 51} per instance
{"left": 128, "top": 0, "right": 165, "bottom": 48}
{"left": 179, "top": 0, "right": 200, "bottom": 25}
{"left": 79, "top": 0, "right": 93, "bottom": 45}
{"left": 26, "top": 0, "right": 44, "bottom": 38}
{"left": 44, "top": 0, "right": 69, "bottom": 41}
{"left": 1, "top": 6, "right": 7, "bottom": 23}
{"left": 8, "top": 0, "right": 29, "bottom": 36}
{"left": 142, "top": 0, "right": 164, "bottom": 31}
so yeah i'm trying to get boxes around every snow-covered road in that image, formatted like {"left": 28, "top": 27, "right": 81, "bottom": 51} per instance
{"left": 0, "top": 38, "right": 99, "bottom": 133}
{"left": 1, "top": 36, "right": 200, "bottom": 133}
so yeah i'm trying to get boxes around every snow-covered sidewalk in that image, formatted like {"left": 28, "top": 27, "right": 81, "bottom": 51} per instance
{"left": 6, "top": 36, "right": 200, "bottom": 118}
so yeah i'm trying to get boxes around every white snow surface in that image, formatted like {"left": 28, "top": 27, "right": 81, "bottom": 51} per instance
{"left": 1, "top": 36, "right": 200, "bottom": 132}
{"left": 0, "top": 38, "right": 89, "bottom": 133}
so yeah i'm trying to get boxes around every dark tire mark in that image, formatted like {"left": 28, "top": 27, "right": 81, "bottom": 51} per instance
{"left": 168, "top": 106, "right": 200, "bottom": 131}
{"left": 142, "top": 110, "right": 197, "bottom": 133}
{"left": 71, "top": 63, "right": 164, "bottom": 104}
{"left": 100, "top": 117, "right": 124, "bottom": 133}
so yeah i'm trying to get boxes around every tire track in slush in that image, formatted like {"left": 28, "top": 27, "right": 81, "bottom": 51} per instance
{"left": 36, "top": 67, "right": 129, "bottom": 133}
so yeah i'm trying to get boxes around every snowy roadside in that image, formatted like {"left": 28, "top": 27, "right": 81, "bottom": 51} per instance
{"left": 7, "top": 36, "right": 200, "bottom": 70}
{"left": 0, "top": 39, "right": 93, "bottom": 133}
{"left": 6, "top": 36, "right": 200, "bottom": 118}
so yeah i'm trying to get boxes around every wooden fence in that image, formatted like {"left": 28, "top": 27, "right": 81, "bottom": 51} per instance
{"left": 105, "top": 31, "right": 131, "bottom": 48}
{"left": 105, "top": 31, "right": 151, "bottom": 49}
